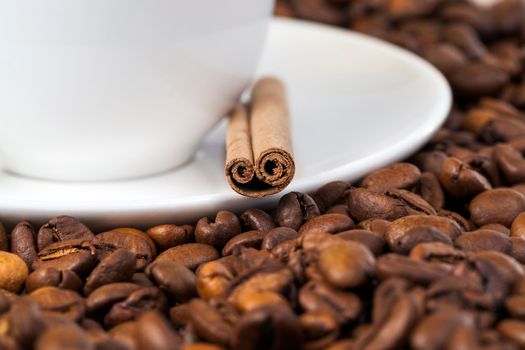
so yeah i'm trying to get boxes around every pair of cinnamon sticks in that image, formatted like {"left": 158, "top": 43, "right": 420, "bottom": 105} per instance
{"left": 225, "top": 77, "right": 295, "bottom": 198}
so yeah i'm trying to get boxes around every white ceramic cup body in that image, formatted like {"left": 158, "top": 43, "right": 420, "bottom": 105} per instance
{"left": 0, "top": 0, "right": 273, "bottom": 181}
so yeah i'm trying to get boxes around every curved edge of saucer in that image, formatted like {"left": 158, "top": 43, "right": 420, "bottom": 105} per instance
{"left": 0, "top": 17, "right": 452, "bottom": 227}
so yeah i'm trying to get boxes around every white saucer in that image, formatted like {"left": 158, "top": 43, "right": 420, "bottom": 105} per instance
{"left": 0, "top": 18, "right": 451, "bottom": 229}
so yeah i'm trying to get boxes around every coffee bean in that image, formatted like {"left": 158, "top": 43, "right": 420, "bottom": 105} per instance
{"left": 310, "top": 181, "right": 349, "bottom": 212}
{"left": 470, "top": 189, "right": 525, "bottom": 227}
{"left": 376, "top": 254, "right": 451, "bottom": 285}
{"left": 0, "top": 222, "right": 8, "bottom": 252}
{"left": 360, "top": 163, "right": 421, "bottom": 193}
{"left": 110, "top": 228, "right": 158, "bottom": 256}
{"left": 421, "top": 43, "right": 468, "bottom": 76}
{"left": 232, "top": 305, "right": 302, "bottom": 350}
{"left": 33, "top": 240, "right": 97, "bottom": 276}
{"left": 418, "top": 172, "right": 444, "bottom": 210}
{"left": 261, "top": 227, "right": 298, "bottom": 252}
{"left": 146, "top": 224, "right": 194, "bottom": 251}
{"left": 439, "top": 157, "right": 492, "bottom": 198}
{"left": 0, "top": 251, "right": 28, "bottom": 293}
{"left": 442, "top": 23, "right": 487, "bottom": 60}
{"left": 505, "top": 295, "right": 525, "bottom": 319}
{"left": 108, "top": 321, "right": 139, "bottom": 350}
{"left": 195, "top": 211, "right": 241, "bottom": 248}
{"left": 92, "top": 231, "right": 155, "bottom": 271}
{"left": 156, "top": 243, "right": 219, "bottom": 270}
{"left": 298, "top": 214, "right": 354, "bottom": 235}
{"left": 36, "top": 324, "right": 94, "bottom": 350}
{"left": 147, "top": 260, "right": 196, "bottom": 302}
{"left": 188, "top": 299, "right": 233, "bottom": 347}
{"left": 37, "top": 216, "right": 94, "bottom": 251}
{"left": 196, "top": 258, "right": 236, "bottom": 300}
{"left": 222, "top": 231, "right": 266, "bottom": 256}
{"left": 84, "top": 248, "right": 136, "bottom": 295}
{"left": 480, "top": 223, "right": 510, "bottom": 235}
{"left": 395, "top": 226, "right": 453, "bottom": 254}
{"left": 136, "top": 311, "right": 181, "bottom": 350}
{"left": 10, "top": 221, "right": 38, "bottom": 268}
{"left": 410, "top": 242, "right": 467, "bottom": 263}
{"left": 511, "top": 212, "right": 525, "bottom": 238}
{"left": 493, "top": 143, "right": 525, "bottom": 184}
{"left": 26, "top": 267, "right": 83, "bottom": 293}
{"left": 235, "top": 291, "right": 289, "bottom": 314}
{"left": 275, "top": 192, "right": 320, "bottom": 230}
{"left": 85, "top": 283, "right": 141, "bottom": 314}
{"left": 511, "top": 237, "right": 525, "bottom": 263}
{"left": 411, "top": 150, "right": 447, "bottom": 176}
{"left": 318, "top": 241, "right": 375, "bottom": 289}
{"left": 336, "top": 229, "right": 386, "bottom": 256}
{"left": 5, "top": 300, "right": 45, "bottom": 349}
{"left": 27, "top": 286, "right": 85, "bottom": 321}
{"left": 325, "top": 204, "right": 351, "bottom": 216}
{"left": 455, "top": 229, "right": 512, "bottom": 254}
{"left": 497, "top": 319, "right": 525, "bottom": 347}
{"left": 449, "top": 63, "right": 509, "bottom": 99}
{"left": 290, "top": 0, "right": 347, "bottom": 26}
{"left": 241, "top": 209, "right": 276, "bottom": 232}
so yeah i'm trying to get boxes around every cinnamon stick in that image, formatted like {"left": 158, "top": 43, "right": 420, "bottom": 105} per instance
{"left": 225, "top": 77, "right": 295, "bottom": 198}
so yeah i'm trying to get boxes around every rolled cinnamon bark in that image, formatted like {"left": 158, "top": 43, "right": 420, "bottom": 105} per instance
{"left": 225, "top": 77, "right": 295, "bottom": 198}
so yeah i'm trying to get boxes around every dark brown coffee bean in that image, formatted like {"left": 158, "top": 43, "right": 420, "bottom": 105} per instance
{"left": 241, "top": 208, "right": 276, "bottom": 232}
{"left": 442, "top": 23, "right": 486, "bottom": 59}
{"left": 261, "top": 227, "right": 298, "bottom": 252}
{"left": 36, "top": 324, "right": 94, "bottom": 350}
{"left": 84, "top": 248, "right": 136, "bottom": 295}
{"left": 37, "top": 216, "right": 94, "bottom": 251}
{"left": 357, "top": 218, "right": 391, "bottom": 236}
{"left": 311, "top": 181, "right": 349, "bottom": 212}
{"left": 422, "top": 43, "right": 468, "bottom": 76}
{"left": 395, "top": 226, "right": 453, "bottom": 254}
{"left": 10, "top": 221, "right": 38, "bottom": 268}
{"left": 418, "top": 172, "right": 445, "bottom": 210}
{"left": 376, "top": 254, "right": 451, "bottom": 285}
{"left": 481, "top": 117, "right": 525, "bottom": 144}
{"left": 26, "top": 267, "right": 83, "bottom": 293}
{"left": 275, "top": 192, "right": 320, "bottom": 230}
{"left": 0, "top": 251, "right": 28, "bottom": 293}
{"left": 27, "top": 286, "right": 85, "bottom": 321}
{"left": 300, "top": 310, "right": 339, "bottom": 350}
{"left": 505, "top": 295, "right": 525, "bottom": 319}
{"left": 222, "top": 230, "right": 266, "bottom": 256}
{"left": 298, "top": 214, "right": 355, "bottom": 235}
{"left": 104, "top": 286, "right": 168, "bottom": 327}
{"left": 385, "top": 215, "right": 462, "bottom": 251}
{"left": 470, "top": 189, "right": 525, "bottom": 227}
{"left": 195, "top": 211, "right": 241, "bottom": 248}
{"left": 325, "top": 204, "right": 351, "bottom": 216}
{"left": 110, "top": 228, "right": 158, "bottom": 256}
{"left": 33, "top": 240, "right": 97, "bottom": 276}
{"left": 232, "top": 305, "right": 302, "bottom": 350}
{"left": 299, "top": 281, "right": 362, "bottom": 324}
{"left": 411, "top": 151, "right": 447, "bottom": 176}
{"left": 347, "top": 188, "right": 434, "bottom": 222}
{"left": 439, "top": 157, "right": 492, "bottom": 198}
{"left": 497, "top": 319, "right": 525, "bottom": 347}
{"left": 92, "top": 231, "right": 154, "bottom": 271}
{"left": 290, "top": 0, "right": 347, "bottom": 26}
{"left": 0, "top": 222, "right": 7, "bottom": 252}
{"left": 480, "top": 223, "right": 511, "bottom": 235}
{"left": 182, "top": 345, "right": 226, "bottom": 350}
{"left": 85, "top": 283, "right": 141, "bottom": 314}
{"left": 493, "top": 143, "right": 525, "bottom": 184}
{"left": 156, "top": 243, "right": 219, "bottom": 270}
{"left": 108, "top": 321, "right": 138, "bottom": 350}
{"left": 455, "top": 229, "right": 512, "bottom": 254}
{"left": 449, "top": 63, "right": 509, "bottom": 99}
{"left": 5, "top": 300, "right": 45, "bottom": 349}
{"left": 318, "top": 240, "right": 375, "bottom": 289}
{"left": 131, "top": 272, "right": 154, "bottom": 287}
{"left": 188, "top": 299, "right": 233, "bottom": 347}
{"left": 146, "top": 224, "right": 194, "bottom": 251}
{"left": 360, "top": 163, "right": 421, "bottom": 193}
{"left": 336, "top": 229, "right": 386, "bottom": 256}
{"left": 136, "top": 311, "right": 181, "bottom": 350}
{"left": 147, "top": 260, "right": 196, "bottom": 302}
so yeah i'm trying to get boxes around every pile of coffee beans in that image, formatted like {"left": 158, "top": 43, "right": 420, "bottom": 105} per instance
{"left": 2, "top": 0, "right": 525, "bottom": 349}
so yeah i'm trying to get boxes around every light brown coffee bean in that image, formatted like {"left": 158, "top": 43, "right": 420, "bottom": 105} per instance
{"left": 470, "top": 189, "right": 525, "bottom": 227}
{"left": 36, "top": 324, "right": 94, "bottom": 350}
{"left": 195, "top": 211, "right": 241, "bottom": 248}
{"left": 360, "top": 163, "right": 421, "bottom": 193}
{"left": 196, "top": 258, "right": 236, "bottom": 300}
{"left": 336, "top": 229, "right": 386, "bottom": 256}
{"left": 357, "top": 218, "right": 391, "bottom": 236}
{"left": 188, "top": 299, "right": 233, "bottom": 347}
{"left": 27, "top": 286, "right": 85, "bottom": 321}
{"left": 505, "top": 295, "right": 525, "bottom": 319}
{"left": 455, "top": 229, "right": 512, "bottom": 254}
{"left": 146, "top": 224, "right": 194, "bottom": 251}
{"left": 0, "top": 251, "right": 28, "bottom": 293}
{"left": 156, "top": 243, "right": 219, "bottom": 270}
{"left": 109, "top": 228, "right": 158, "bottom": 257}
{"left": 418, "top": 172, "right": 445, "bottom": 210}
{"left": 411, "top": 150, "right": 447, "bottom": 176}
{"left": 511, "top": 212, "right": 525, "bottom": 238}
{"left": 376, "top": 254, "right": 451, "bottom": 285}
{"left": 298, "top": 214, "right": 355, "bottom": 235}
{"left": 511, "top": 237, "right": 525, "bottom": 263}
{"left": 300, "top": 310, "right": 339, "bottom": 350}
{"left": 108, "top": 321, "right": 139, "bottom": 350}
{"left": 497, "top": 319, "right": 525, "bottom": 347}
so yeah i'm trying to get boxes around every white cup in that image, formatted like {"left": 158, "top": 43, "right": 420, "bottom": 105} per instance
{"left": 0, "top": 0, "right": 273, "bottom": 181}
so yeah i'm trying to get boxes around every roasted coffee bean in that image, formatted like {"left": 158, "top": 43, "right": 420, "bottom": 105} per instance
{"left": 455, "top": 229, "right": 512, "bottom": 254}
{"left": 84, "top": 248, "right": 136, "bottom": 295}
{"left": 131, "top": 272, "right": 154, "bottom": 287}
{"left": 411, "top": 150, "right": 447, "bottom": 176}
{"left": 188, "top": 299, "right": 233, "bottom": 347}
{"left": 376, "top": 254, "right": 451, "bottom": 285}
{"left": 110, "top": 228, "right": 158, "bottom": 256}
{"left": 418, "top": 172, "right": 444, "bottom": 210}
{"left": 33, "top": 240, "right": 97, "bottom": 276}
{"left": 336, "top": 229, "right": 386, "bottom": 256}
{"left": 26, "top": 267, "right": 83, "bottom": 293}
{"left": 222, "top": 231, "right": 266, "bottom": 256}
{"left": 36, "top": 324, "right": 94, "bottom": 350}
{"left": 360, "top": 163, "right": 421, "bottom": 193}
{"left": 511, "top": 212, "right": 525, "bottom": 238}
{"left": 146, "top": 224, "right": 194, "bottom": 250}
{"left": 196, "top": 258, "right": 236, "bottom": 300}
{"left": 318, "top": 241, "right": 375, "bottom": 289}
{"left": 241, "top": 209, "right": 276, "bottom": 232}
{"left": 505, "top": 294, "right": 525, "bottom": 319}
{"left": 497, "top": 319, "right": 525, "bottom": 347}
{"left": 0, "top": 222, "right": 8, "bottom": 252}
{"left": 261, "top": 227, "right": 298, "bottom": 252}
{"left": 136, "top": 311, "right": 181, "bottom": 350}
{"left": 147, "top": 260, "right": 196, "bottom": 302}
{"left": 470, "top": 189, "right": 525, "bottom": 227}
{"left": 325, "top": 204, "right": 351, "bottom": 216}
{"left": 300, "top": 310, "right": 339, "bottom": 350}
{"left": 298, "top": 214, "right": 354, "bottom": 235}
{"left": 421, "top": 43, "right": 468, "bottom": 76}
{"left": 357, "top": 218, "right": 391, "bottom": 236}
{"left": 410, "top": 242, "right": 466, "bottom": 263}
{"left": 439, "top": 157, "right": 492, "bottom": 198}
{"left": 108, "top": 321, "right": 139, "bottom": 350}
{"left": 481, "top": 223, "right": 511, "bottom": 235}
{"left": 5, "top": 300, "right": 45, "bottom": 349}
{"left": 92, "top": 231, "right": 154, "bottom": 271}
{"left": 0, "top": 251, "right": 28, "bottom": 293}
{"left": 37, "top": 216, "right": 94, "bottom": 251}
{"left": 156, "top": 243, "right": 219, "bottom": 270}
{"left": 233, "top": 306, "right": 302, "bottom": 350}
{"left": 85, "top": 283, "right": 142, "bottom": 314}
{"left": 10, "top": 221, "right": 38, "bottom": 268}
{"left": 310, "top": 181, "right": 349, "bottom": 212}
{"left": 275, "top": 192, "right": 320, "bottom": 230}
{"left": 395, "top": 226, "right": 453, "bottom": 254}
{"left": 290, "top": 0, "right": 347, "bottom": 26}
{"left": 493, "top": 143, "right": 525, "bottom": 184}
{"left": 104, "top": 286, "right": 168, "bottom": 327}
{"left": 449, "top": 63, "right": 509, "bottom": 99}
{"left": 195, "top": 211, "right": 241, "bottom": 248}
{"left": 27, "top": 286, "right": 85, "bottom": 321}
{"left": 443, "top": 23, "right": 486, "bottom": 59}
